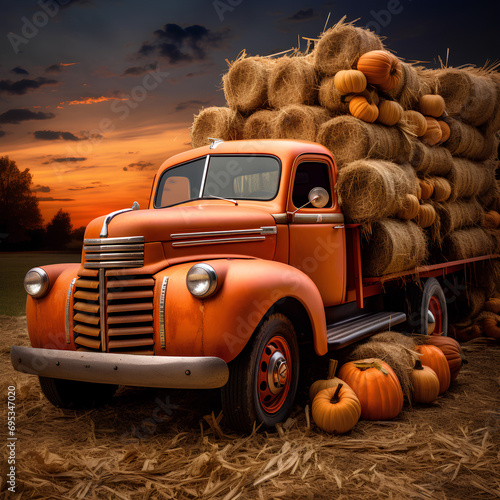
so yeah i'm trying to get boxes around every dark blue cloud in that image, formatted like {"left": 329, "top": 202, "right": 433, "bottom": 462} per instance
{"left": 0, "top": 109, "right": 55, "bottom": 124}
{"left": 0, "top": 77, "right": 58, "bottom": 95}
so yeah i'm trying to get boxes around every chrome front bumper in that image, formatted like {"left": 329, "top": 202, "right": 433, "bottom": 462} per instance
{"left": 10, "top": 346, "right": 229, "bottom": 389}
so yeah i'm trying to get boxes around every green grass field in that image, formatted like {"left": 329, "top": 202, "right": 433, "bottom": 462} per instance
{"left": 0, "top": 252, "right": 81, "bottom": 316}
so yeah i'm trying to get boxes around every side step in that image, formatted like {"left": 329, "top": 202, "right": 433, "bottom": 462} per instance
{"left": 327, "top": 311, "right": 407, "bottom": 350}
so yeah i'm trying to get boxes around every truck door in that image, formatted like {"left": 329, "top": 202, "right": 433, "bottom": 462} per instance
{"left": 287, "top": 155, "right": 346, "bottom": 307}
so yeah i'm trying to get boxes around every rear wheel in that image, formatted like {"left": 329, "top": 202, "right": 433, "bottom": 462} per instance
{"left": 221, "top": 314, "right": 299, "bottom": 433}
{"left": 39, "top": 377, "right": 118, "bottom": 409}
{"left": 408, "top": 278, "right": 448, "bottom": 336}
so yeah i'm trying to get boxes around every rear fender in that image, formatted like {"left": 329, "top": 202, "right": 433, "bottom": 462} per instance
{"left": 155, "top": 259, "right": 327, "bottom": 361}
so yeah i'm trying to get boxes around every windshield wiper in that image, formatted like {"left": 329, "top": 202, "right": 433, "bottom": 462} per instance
{"left": 208, "top": 195, "right": 238, "bottom": 206}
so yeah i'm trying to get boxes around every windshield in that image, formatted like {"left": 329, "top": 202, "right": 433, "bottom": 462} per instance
{"left": 154, "top": 155, "right": 281, "bottom": 208}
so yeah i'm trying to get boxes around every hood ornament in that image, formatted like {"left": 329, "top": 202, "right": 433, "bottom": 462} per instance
{"left": 100, "top": 201, "right": 140, "bottom": 238}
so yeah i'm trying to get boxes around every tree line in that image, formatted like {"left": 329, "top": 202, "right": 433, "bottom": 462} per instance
{"left": 0, "top": 156, "right": 85, "bottom": 252}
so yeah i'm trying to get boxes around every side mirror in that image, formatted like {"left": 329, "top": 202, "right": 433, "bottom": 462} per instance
{"left": 308, "top": 187, "right": 329, "bottom": 208}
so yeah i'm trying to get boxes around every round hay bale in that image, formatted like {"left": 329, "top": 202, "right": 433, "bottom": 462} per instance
{"left": 434, "top": 199, "right": 485, "bottom": 237}
{"left": 446, "top": 158, "right": 494, "bottom": 201}
{"left": 399, "top": 163, "right": 419, "bottom": 196}
{"left": 488, "top": 71, "right": 500, "bottom": 132}
{"left": 430, "top": 177, "right": 452, "bottom": 202}
{"left": 223, "top": 56, "right": 274, "bottom": 112}
{"left": 242, "top": 109, "right": 278, "bottom": 140}
{"left": 347, "top": 340, "right": 418, "bottom": 401}
{"left": 481, "top": 182, "right": 500, "bottom": 210}
{"left": 410, "top": 141, "right": 453, "bottom": 176}
{"left": 190, "top": 107, "right": 244, "bottom": 148}
{"left": 337, "top": 160, "right": 412, "bottom": 223}
{"left": 318, "top": 77, "right": 350, "bottom": 114}
{"left": 417, "top": 67, "right": 439, "bottom": 96}
{"left": 362, "top": 219, "right": 428, "bottom": 277}
{"left": 272, "top": 105, "right": 329, "bottom": 141}
{"left": 435, "top": 68, "right": 472, "bottom": 117}
{"left": 442, "top": 117, "right": 495, "bottom": 161}
{"left": 442, "top": 227, "right": 495, "bottom": 260}
{"left": 313, "top": 19, "right": 383, "bottom": 75}
{"left": 267, "top": 56, "right": 317, "bottom": 108}
{"left": 460, "top": 69, "right": 497, "bottom": 126}
{"left": 369, "top": 331, "right": 417, "bottom": 350}
{"left": 387, "top": 62, "right": 422, "bottom": 110}
{"left": 316, "top": 115, "right": 413, "bottom": 169}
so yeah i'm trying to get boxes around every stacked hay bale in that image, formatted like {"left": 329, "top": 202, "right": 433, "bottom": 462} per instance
{"left": 190, "top": 16, "right": 500, "bottom": 280}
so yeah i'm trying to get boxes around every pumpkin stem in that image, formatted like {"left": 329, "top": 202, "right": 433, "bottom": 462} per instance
{"left": 327, "top": 359, "right": 339, "bottom": 379}
{"left": 330, "top": 383, "right": 343, "bottom": 404}
{"left": 414, "top": 359, "right": 424, "bottom": 370}
{"left": 353, "top": 359, "right": 390, "bottom": 375}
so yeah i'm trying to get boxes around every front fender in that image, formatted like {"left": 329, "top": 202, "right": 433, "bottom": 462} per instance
{"left": 155, "top": 259, "right": 327, "bottom": 362}
{"left": 26, "top": 264, "right": 80, "bottom": 350}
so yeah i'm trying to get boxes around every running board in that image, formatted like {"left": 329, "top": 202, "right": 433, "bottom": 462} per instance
{"left": 327, "top": 311, "right": 407, "bottom": 350}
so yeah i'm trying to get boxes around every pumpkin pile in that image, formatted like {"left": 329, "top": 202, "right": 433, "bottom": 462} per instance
{"left": 310, "top": 333, "right": 466, "bottom": 434}
{"left": 190, "top": 16, "right": 500, "bottom": 278}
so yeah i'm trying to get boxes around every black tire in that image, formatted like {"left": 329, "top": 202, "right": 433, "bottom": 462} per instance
{"left": 39, "top": 377, "right": 117, "bottom": 410}
{"left": 407, "top": 278, "right": 448, "bottom": 336}
{"left": 221, "top": 313, "right": 299, "bottom": 433}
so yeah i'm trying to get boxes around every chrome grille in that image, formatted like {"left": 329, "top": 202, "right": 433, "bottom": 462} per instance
{"left": 73, "top": 273, "right": 155, "bottom": 354}
{"left": 83, "top": 236, "right": 145, "bottom": 269}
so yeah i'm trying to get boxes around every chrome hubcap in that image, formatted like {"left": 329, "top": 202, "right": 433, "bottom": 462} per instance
{"left": 427, "top": 310, "right": 436, "bottom": 335}
{"left": 267, "top": 351, "right": 288, "bottom": 395}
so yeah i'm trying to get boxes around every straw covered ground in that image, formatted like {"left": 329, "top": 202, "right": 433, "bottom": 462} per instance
{"left": 1, "top": 316, "right": 500, "bottom": 500}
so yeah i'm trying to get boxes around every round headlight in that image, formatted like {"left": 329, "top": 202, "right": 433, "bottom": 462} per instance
{"left": 24, "top": 267, "right": 49, "bottom": 298}
{"left": 186, "top": 264, "right": 218, "bottom": 298}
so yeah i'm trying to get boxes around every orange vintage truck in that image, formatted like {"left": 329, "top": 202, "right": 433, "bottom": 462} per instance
{"left": 11, "top": 139, "right": 496, "bottom": 432}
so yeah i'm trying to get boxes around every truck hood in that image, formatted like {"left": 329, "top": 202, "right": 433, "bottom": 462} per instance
{"left": 84, "top": 204, "right": 279, "bottom": 265}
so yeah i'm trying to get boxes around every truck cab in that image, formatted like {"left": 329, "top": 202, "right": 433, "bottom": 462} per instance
{"left": 13, "top": 139, "right": 446, "bottom": 432}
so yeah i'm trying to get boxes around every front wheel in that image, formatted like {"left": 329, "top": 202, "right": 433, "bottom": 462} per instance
{"left": 39, "top": 377, "right": 118, "bottom": 410}
{"left": 221, "top": 313, "right": 299, "bottom": 433}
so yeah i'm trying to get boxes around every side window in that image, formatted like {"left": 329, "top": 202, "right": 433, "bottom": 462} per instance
{"left": 292, "top": 161, "right": 333, "bottom": 208}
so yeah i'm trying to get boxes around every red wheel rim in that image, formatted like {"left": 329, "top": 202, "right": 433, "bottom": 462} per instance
{"left": 257, "top": 336, "right": 292, "bottom": 414}
{"left": 428, "top": 295, "right": 443, "bottom": 335}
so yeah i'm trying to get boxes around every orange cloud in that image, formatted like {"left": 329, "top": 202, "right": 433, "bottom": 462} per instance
{"left": 60, "top": 62, "right": 79, "bottom": 67}
{"left": 64, "top": 96, "right": 129, "bottom": 105}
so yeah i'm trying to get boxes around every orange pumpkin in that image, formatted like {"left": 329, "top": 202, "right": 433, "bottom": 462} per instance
{"left": 415, "top": 345, "right": 451, "bottom": 394}
{"left": 397, "top": 194, "right": 420, "bottom": 220}
{"left": 311, "top": 383, "right": 362, "bottom": 434}
{"left": 419, "top": 179, "right": 434, "bottom": 201}
{"left": 430, "top": 177, "right": 452, "bottom": 202}
{"left": 483, "top": 211, "right": 500, "bottom": 229}
{"left": 453, "top": 324, "right": 482, "bottom": 343}
{"left": 481, "top": 314, "right": 500, "bottom": 339}
{"left": 484, "top": 297, "right": 500, "bottom": 314}
{"left": 349, "top": 96, "right": 379, "bottom": 123}
{"left": 421, "top": 117, "right": 442, "bottom": 146}
{"left": 333, "top": 69, "right": 367, "bottom": 94}
{"left": 377, "top": 99, "right": 402, "bottom": 126}
{"left": 403, "top": 110, "right": 428, "bottom": 137}
{"left": 410, "top": 359, "right": 440, "bottom": 404}
{"left": 438, "top": 121, "right": 451, "bottom": 143}
{"left": 357, "top": 50, "right": 402, "bottom": 91}
{"left": 309, "top": 359, "right": 343, "bottom": 401}
{"left": 423, "top": 336, "right": 465, "bottom": 382}
{"left": 338, "top": 358, "right": 403, "bottom": 420}
{"left": 417, "top": 203, "right": 436, "bottom": 228}
{"left": 418, "top": 94, "right": 446, "bottom": 118}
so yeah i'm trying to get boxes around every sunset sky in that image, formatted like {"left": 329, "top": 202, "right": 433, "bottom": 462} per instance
{"left": 1, "top": 0, "right": 498, "bottom": 228}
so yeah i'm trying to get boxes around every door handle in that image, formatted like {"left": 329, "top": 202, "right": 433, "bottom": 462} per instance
{"left": 333, "top": 225, "right": 344, "bottom": 229}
